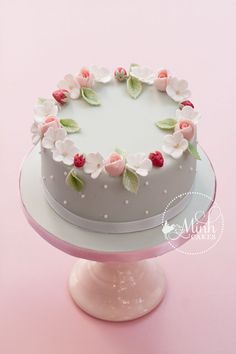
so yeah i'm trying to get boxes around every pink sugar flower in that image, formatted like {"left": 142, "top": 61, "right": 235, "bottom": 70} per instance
{"left": 175, "top": 119, "right": 195, "bottom": 140}
{"left": 154, "top": 69, "right": 170, "bottom": 92}
{"left": 105, "top": 152, "right": 125, "bottom": 177}
{"left": 75, "top": 68, "right": 95, "bottom": 88}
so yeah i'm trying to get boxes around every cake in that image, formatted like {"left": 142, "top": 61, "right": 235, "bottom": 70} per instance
{"left": 31, "top": 65, "right": 201, "bottom": 233}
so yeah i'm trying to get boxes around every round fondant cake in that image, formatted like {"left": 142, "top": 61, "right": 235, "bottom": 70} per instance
{"left": 31, "top": 65, "right": 201, "bottom": 233}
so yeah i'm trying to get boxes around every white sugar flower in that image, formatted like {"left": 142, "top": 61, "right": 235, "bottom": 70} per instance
{"left": 42, "top": 126, "right": 67, "bottom": 150}
{"left": 90, "top": 65, "right": 112, "bottom": 83}
{"left": 84, "top": 153, "right": 105, "bottom": 179}
{"left": 176, "top": 105, "right": 201, "bottom": 125}
{"left": 58, "top": 74, "right": 81, "bottom": 99}
{"left": 52, "top": 139, "right": 79, "bottom": 166}
{"left": 162, "top": 131, "right": 188, "bottom": 159}
{"left": 34, "top": 98, "right": 58, "bottom": 124}
{"left": 31, "top": 122, "right": 42, "bottom": 145}
{"left": 126, "top": 153, "right": 152, "bottom": 176}
{"left": 130, "top": 66, "right": 155, "bottom": 84}
{"left": 166, "top": 77, "right": 191, "bottom": 102}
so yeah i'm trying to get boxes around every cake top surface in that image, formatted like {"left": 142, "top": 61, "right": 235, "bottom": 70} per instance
{"left": 31, "top": 65, "right": 201, "bottom": 193}
{"left": 56, "top": 80, "right": 178, "bottom": 156}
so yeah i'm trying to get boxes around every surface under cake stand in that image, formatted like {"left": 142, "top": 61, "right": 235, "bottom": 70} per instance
{"left": 19, "top": 145, "right": 216, "bottom": 321}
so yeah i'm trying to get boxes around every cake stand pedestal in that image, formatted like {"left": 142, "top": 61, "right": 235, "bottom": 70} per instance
{"left": 69, "top": 259, "right": 165, "bottom": 321}
{"left": 19, "top": 145, "right": 216, "bottom": 322}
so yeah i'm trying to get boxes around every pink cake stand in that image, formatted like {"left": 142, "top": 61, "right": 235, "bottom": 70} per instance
{"left": 19, "top": 145, "right": 216, "bottom": 321}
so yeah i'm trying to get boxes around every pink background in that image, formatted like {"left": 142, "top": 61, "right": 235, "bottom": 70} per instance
{"left": 1, "top": 0, "right": 236, "bottom": 353}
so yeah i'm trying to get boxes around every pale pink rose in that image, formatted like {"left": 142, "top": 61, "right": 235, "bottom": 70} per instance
{"left": 39, "top": 116, "right": 60, "bottom": 135}
{"left": 105, "top": 152, "right": 125, "bottom": 177}
{"left": 175, "top": 119, "right": 195, "bottom": 140}
{"left": 154, "top": 69, "right": 170, "bottom": 92}
{"left": 75, "top": 68, "right": 95, "bottom": 88}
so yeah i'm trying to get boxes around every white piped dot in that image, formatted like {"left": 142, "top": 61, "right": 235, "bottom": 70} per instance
{"left": 190, "top": 167, "right": 194, "bottom": 172}
{"left": 81, "top": 194, "right": 85, "bottom": 199}
{"left": 179, "top": 165, "right": 183, "bottom": 170}
{"left": 125, "top": 200, "right": 129, "bottom": 205}
{"left": 145, "top": 181, "right": 149, "bottom": 186}
{"left": 164, "top": 189, "right": 168, "bottom": 194}
{"left": 64, "top": 171, "right": 68, "bottom": 176}
{"left": 145, "top": 210, "right": 149, "bottom": 215}
{"left": 104, "top": 184, "right": 108, "bottom": 189}
{"left": 63, "top": 200, "right": 67, "bottom": 205}
{"left": 50, "top": 175, "right": 54, "bottom": 180}
{"left": 104, "top": 214, "right": 108, "bottom": 219}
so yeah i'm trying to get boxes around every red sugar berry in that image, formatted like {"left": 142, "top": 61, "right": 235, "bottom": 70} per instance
{"left": 74, "top": 154, "right": 86, "bottom": 168}
{"left": 52, "top": 89, "right": 70, "bottom": 105}
{"left": 179, "top": 100, "right": 195, "bottom": 109}
{"left": 114, "top": 67, "right": 127, "bottom": 81}
{"left": 149, "top": 151, "right": 164, "bottom": 167}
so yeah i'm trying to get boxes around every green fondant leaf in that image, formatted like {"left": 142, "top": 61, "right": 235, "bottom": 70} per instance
{"left": 81, "top": 88, "right": 100, "bottom": 106}
{"left": 115, "top": 147, "right": 127, "bottom": 160}
{"left": 155, "top": 119, "right": 177, "bottom": 130}
{"left": 127, "top": 76, "right": 142, "bottom": 99}
{"left": 66, "top": 169, "right": 84, "bottom": 192}
{"left": 188, "top": 142, "right": 201, "bottom": 160}
{"left": 60, "top": 119, "right": 80, "bottom": 133}
{"left": 122, "top": 168, "right": 139, "bottom": 194}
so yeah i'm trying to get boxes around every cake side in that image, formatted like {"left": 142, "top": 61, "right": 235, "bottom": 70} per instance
{"left": 41, "top": 146, "right": 196, "bottom": 222}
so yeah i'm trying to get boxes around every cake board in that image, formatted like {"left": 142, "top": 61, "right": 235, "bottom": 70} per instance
{"left": 19, "top": 145, "right": 216, "bottom": 321}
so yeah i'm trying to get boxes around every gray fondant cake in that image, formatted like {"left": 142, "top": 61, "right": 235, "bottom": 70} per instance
{"left": 31, "top": 65, "right": 201, "bottom": 233}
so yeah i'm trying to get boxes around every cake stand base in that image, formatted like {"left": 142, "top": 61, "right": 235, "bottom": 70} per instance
{"left": 69, "top": 258, "right": 166, "bottom": 321}
{"left": 20, "top": 146, "right": 216, "bottom": 321}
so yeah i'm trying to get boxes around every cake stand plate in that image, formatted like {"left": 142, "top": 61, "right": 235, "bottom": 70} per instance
{"left": 19, "top": 145, "right": 216, "bottom": 321}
